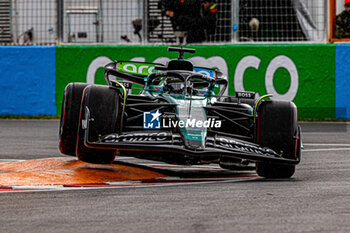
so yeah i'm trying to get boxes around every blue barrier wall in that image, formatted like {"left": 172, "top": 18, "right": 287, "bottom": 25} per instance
{"left": 0, "top": 46, "right": 56, "bottom": 115}
{"left": 336, "top": 44, "right": 350, "bottom": 119}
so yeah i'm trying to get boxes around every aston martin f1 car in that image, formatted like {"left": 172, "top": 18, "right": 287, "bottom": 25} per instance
{"left": 59, "top": 47, "right": 301, "bottom": 178}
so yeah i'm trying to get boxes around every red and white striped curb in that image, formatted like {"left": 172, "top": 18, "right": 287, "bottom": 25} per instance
{"left": 0, "top": 173, "right": 258, "bottom": 193}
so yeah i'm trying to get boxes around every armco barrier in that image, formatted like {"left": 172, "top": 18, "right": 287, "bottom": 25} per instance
{"left": 0, "top": 44, "right": 347, "bottom": 119}
{"left": 56, "top": 44, "right": 336, "bottom": 119}
{"left": 0, "top": 46, "right": 56, "bottom": 115}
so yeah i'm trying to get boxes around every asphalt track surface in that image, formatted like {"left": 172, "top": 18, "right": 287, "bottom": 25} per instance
{"left": 1, "top": 120, "right": 350, "bottom": 233}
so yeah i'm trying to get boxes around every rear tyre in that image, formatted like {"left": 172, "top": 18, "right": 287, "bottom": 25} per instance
{"left": 76, "top": 85, "right": 121, "bottom": 164}
{"left": 59, "top": 83, "right": 90, "bottom": 156}
{"left": 255, "top": 100, "right": 300, "bottom": 178}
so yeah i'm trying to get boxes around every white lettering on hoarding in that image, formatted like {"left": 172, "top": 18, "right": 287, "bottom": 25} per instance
{"left": 86, "top": 56, "right": 112, "bottom": 84}
{"left": 233, "top": 55, "right": 299, "bottom": 101}
{"left": 265, "top": 55, "right": 299, "bottom": 101}
{"left": 234, "top": 56, "right": 261, "bottom": 93}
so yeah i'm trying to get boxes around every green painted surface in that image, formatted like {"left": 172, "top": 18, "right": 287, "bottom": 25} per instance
{"left": 56, "top": 44, "right": 336, "bottom": 118}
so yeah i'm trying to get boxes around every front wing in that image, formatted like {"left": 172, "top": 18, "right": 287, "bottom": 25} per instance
{"left": 83, "top": 125, "right": 300, "bottom": 166}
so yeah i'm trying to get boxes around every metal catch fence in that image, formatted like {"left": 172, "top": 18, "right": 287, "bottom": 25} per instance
{"left": 0, "top": 0, "right": 327, "bottom": 45}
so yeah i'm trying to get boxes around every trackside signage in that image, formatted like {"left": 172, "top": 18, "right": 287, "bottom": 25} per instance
{"left": 56, "top": 44, "right": 336, "bottom": 119}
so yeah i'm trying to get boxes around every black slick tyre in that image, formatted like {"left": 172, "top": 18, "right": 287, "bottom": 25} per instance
{"left": 76, "top": 85, "right": 121, "bottom": 164}
{"left": 255, "top": 100, "right": 300, "bottom": 178}
{"left": 59, "top": 82, "right": 90, "bottom": 156}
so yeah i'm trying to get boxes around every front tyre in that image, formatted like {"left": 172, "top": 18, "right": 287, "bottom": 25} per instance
{"left": 255, "top": 100, "right": 300, "bottom": 178}
{"left": 76, "top": 85, "right": 121, "bottom": 164}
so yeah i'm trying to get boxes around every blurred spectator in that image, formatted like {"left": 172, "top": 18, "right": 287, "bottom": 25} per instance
{"left": 336, "top": 0, "right": 350, "bottom": 38}
{"left": 17, "top": 27, "right": 33, "bottom": 44}
{"left": 293, "top": 0, "right": 319, "bottom": 41}
{"left": 239, "top": 0, "right": 316, "bottom": 42}
{"left": 159, "top": 0, "right": 217, "bottom": 44}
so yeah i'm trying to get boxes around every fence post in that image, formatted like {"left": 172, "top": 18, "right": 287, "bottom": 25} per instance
{"left": 232, "top": 0, "right": 239, "bottom": 43}
{"left": 142, "top": 0, "right": 148, "bottom": 44}
{"left": 57, "top": 0, "right": 64, "bottom": 44}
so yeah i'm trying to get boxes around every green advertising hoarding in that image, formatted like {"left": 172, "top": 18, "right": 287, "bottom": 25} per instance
{"left": 56, "top": 44, "right": 335, "bottom": 118}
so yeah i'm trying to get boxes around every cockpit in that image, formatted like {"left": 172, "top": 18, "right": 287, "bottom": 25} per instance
{"left": 144, "top": 71, "right": 215, "bottom": 97}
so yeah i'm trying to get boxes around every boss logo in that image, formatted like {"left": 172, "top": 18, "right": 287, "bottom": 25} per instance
{"left": 236, "top": 91, "right": 255, "bottom": 99}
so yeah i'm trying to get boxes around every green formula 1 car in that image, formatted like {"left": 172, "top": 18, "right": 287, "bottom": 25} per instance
{"left": 59, "top": 47, "right": 301, "bottom": 178}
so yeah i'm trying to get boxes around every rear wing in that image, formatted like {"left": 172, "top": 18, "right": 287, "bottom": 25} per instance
{"left": 104, "top": 61, "right": 160, "bottom": 85}
{"left": 104, "top": 61, "right": 224, "bottom": 85}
